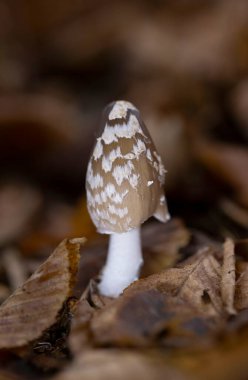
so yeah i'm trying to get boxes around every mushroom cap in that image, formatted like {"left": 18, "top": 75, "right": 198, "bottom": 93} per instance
{"left": 86, "top": 100, "right": 170, "bottom": 234}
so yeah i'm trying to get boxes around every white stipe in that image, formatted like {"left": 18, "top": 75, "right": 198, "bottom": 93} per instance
{"left": 99, "top": 228, "right": 143, "bottom": 297}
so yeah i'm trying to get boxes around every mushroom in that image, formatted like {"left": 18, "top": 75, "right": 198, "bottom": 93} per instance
{"left": 86, "top": 100, "right": 170, "bottom": 297}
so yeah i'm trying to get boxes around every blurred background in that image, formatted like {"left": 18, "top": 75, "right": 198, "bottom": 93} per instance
{"left": 0, "top": 0, "right": 248, "bottom": 300}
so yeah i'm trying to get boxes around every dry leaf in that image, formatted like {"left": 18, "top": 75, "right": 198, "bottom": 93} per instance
{"left": 0, "top": 183, "right": 42, "bottom": 245}
{"left": 0, "top": 94, "right": 80, "bottom": 147}
{"left": 221, "top": 239, "right": 236, "bottom": 315}
{"left": 128, "top": 249, "right": 223, "bottom": 316}
{"left": 174, "top": 252, "right": 223, "bottom": 316}
{"left": 0, "top": 237, "right": 84, "bottom": 349}
{"left": 54, "top": 349, "right": 186, "bottom": 380}
{"left": 220, "top": 198, "right": 248, "bottom": 229}
{"left": 170, "top": 327, "right": 248, "bottom": 380}
{"left": 70, "top": 279, "right": 113, "bottom": 355}
{"left": 235, "top": 263, "right": 248, "bottom": 311}
{"left": 142, "top": 218, "right": 191, "bottom": 276}
{"left": 193, "top": 140, "right": 248, "bottom": 207}
{"left": 2, "top": 249, "right": 27, "bottom": 292}
{"left": 0, "top": 285, "right": 10, "bottom": 304}
{"left": 90, "top": 288, "right": 218, "bottom": 349}
{"left": 87, "top": 249, "right": 224, "bottom": 349}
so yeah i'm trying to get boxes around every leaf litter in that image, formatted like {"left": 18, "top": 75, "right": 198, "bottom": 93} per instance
{"left": 0, "top": 220, "right": 248, "bottom": 379}
{"left": 70, "top": 228, "right": 248, "bottom": 356}
{"left": 0, "top": 237, "right": 84, "bottom": 349}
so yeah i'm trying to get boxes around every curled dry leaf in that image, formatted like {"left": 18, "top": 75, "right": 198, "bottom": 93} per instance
{"left": 88, "top": 249, "right": 224, "bottom": 349}
{"left": 72, "top": 237, "right": 245, "bottom": 352}
{"left": 221, "top": 239, "right": 236, "bottom": 315}
{"left": 54, "top": 349, "right": 186, "bottom": 380}
{"left": 129, "top": 248, "right": 223, "bottom": 316}
{"left": 0, "top": 237, "right": 85, "bottom": 349}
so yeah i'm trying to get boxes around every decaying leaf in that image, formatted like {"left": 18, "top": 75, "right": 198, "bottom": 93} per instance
{"left": 85, "top": 249, "right": 225, "bottom": 349}
{"left": 54, "top": 349, "right": 186, "bottom": 380}
{"left": 85, "top": 239, "right": 247, "bottom": 349}
{"left": 221, "top": 239, "right": 236, "bottom": 315}
{"left": 90, "top": 288, "right": 219, "bottom": 349}
{"left": 0, "top": 237, "right": 84, "bottom": 349}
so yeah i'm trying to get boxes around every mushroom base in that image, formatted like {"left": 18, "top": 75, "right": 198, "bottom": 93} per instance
{"left": 99, "top": 228, "right": 143, "bottom": 298}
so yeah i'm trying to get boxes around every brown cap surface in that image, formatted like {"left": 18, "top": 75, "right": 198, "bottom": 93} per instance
{"left": 86, "top": 101, "right": 169, "bottom": 234}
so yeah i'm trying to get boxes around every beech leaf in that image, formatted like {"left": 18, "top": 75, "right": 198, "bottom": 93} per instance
{"left": 128, "top": 249, "right": 223, "bottom": 316}
{"left": 87, "top": 250, "right": 224, "bottom": 348}
{"left": 221, "top": 239, "right": 236, "bottom": 315}
{"left": 54, "top": 350, "right": 186, "bottom": 380}
{"left": 0, "top": 237, "right": 85, "bottom": 349}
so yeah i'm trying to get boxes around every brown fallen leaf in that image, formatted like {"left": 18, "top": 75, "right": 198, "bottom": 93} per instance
{"left": 231, "top": 79, "right": 248, "bottom": 139}
{"left": 235, "top": 239, "right": 248, "bottom": 260}
{"left": 174, "top": 251, "right": 223, "bottom": 316}
{"left": 221, "top": 239, "right": 236, "bottom": 315}
{"left": 70, "top": 279, "right": 113, "bottom": 355}
{"left": 54, "top": 349, "right": 187, "bottom": 380}
{"left": 142, "top": 218, "right": 191, "bottom": 276}
{"left": 90, "top": 288, "right": 218, "bottom": 349}
{"left": 0, "top": 237, "right": 84, "bottom": 349}
{"left": 2, "top": 248, "right": 27, "bottom": 292}
{"left": 0, "top": 285, "right": 10, "bottom": 304}
{"left": 0, "top": 183, "right": 42, "bottom": 245}
{"left": 86, "top": 249, "right": 225, "bottom": 349}
{"left": 219, "top": 198, "right": 248, "bottom": 229}
{"left": 192, "top": 139, "right": 248, "bottom": 207}
{"left": 128, "top": 248, "right": 223, "bottom": 316}
{"left": 0, "top": 94, "right": 80, "bottom": 148}
{"left": 73, "top": 236, "right": 247, "bottom": 353}
{"left": 235, "top": 259, "right": 248, "bottom": 311}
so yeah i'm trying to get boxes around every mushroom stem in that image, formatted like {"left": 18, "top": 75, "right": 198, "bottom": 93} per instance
{"left": 99, "top": 228, "right": 143, "bottom": 297}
